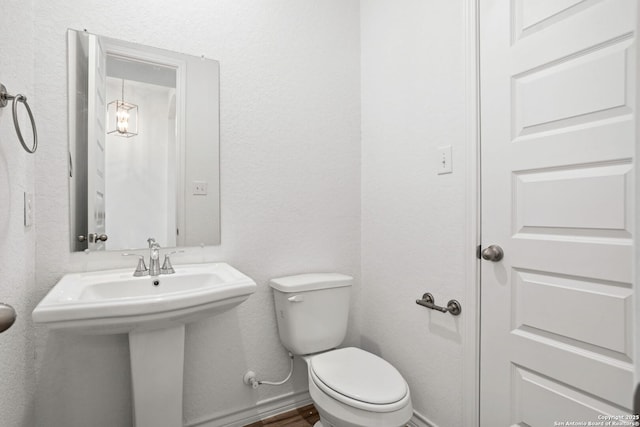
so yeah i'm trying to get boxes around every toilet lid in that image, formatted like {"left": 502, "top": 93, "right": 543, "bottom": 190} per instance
{"left": 310, "top": 347, "right": 408, "bottom": 405}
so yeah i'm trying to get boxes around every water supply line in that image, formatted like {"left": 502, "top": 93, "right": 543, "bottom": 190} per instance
{"left": 243, "top": 352, "right": 294, "bottom": 388}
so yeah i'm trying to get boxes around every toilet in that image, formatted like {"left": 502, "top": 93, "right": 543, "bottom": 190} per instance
{"left": 269, "top": 273, "right": 413, "bottom": 427}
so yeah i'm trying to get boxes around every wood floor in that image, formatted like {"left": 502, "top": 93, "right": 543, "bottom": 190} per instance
{"left": 244, "top": 404, "right": 320, "bottom": 427}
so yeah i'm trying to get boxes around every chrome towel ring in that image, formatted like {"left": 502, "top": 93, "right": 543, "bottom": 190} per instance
{"left": 0, "top": 83, "right": 38, "bottom": 154}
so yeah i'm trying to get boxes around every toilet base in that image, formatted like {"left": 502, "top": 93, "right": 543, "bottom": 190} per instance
{"left": 315, "top": 417, "right": 335, "bottom": 427}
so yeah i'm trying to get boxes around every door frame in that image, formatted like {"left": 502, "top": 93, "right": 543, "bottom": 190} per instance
{"left": 462, "top": 0, "right": 480, "bottom": 426}
{"left": 635, "top": 0, "right": 640, "bottom": 406}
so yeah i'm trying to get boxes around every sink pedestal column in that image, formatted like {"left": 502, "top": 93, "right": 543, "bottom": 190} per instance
{"left": 129, "top": 325, "right": 185, "bottom": 427}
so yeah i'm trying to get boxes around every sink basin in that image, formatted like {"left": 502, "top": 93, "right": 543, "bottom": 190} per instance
{"left": 33, "top": 262, "right": 257, "bottom": 427}
{"left": 33, "top": 262, "right": 257, "bottom": 333}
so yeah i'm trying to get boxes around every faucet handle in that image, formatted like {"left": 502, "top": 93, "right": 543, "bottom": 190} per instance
{"left": 122, "top": 253, "right": 149, "bottom": 277}
{"left": 160, "top": 250, "right": 184, "bottom": 275}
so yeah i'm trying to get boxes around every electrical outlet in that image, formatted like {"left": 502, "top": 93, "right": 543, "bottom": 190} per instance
{"left": 437, "top": 145, "right": 453, "bottom": 175}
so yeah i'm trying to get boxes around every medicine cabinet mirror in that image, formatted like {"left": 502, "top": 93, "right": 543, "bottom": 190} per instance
{"left": 67, "top": 29, "right": 220, "bottom": 252}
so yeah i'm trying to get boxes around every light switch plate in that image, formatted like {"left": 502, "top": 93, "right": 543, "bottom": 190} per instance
{"left": 437, "top": 145, "right": 453, "bottom": 175}
{"left": 192, "top": 181, "right": 208, "bottom": 195}
{"left": 24, "top": 192, "right": 33, "bottom": 227}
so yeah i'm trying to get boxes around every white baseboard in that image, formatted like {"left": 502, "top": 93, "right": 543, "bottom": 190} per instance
{"left": 409, "top": 410, "right": 438, "bottom": 427}
{"left": 185, "top": 390, "right": 313, "bottom": 427}
{"left": 186, "top": 392, "right": 436, "bottom": 427}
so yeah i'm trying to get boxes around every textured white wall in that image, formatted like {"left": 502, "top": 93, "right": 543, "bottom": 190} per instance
{"left": 32, "top": 1, "right": 360, "bottom": 426}
{"left": 360, "top": 1, "right": 467, "bottom": 426}
{"left": 0, "top": 1, "right": 37, "bottom": 426}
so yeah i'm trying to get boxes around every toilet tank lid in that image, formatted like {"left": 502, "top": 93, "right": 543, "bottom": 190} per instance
{"left": 269, "top": 273, "right": 353, "bottom": 292}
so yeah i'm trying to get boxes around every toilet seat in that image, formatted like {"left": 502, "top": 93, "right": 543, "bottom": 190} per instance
{"left": 309, "top": 347, "right": 410, "bottom": 413}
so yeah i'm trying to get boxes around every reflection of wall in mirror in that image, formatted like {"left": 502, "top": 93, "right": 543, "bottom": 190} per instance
{"left": 104, "top": 77, "right": 177, "bottom": 249}
{"left": 183, "top": 57, "right": 220, "bottom": 246}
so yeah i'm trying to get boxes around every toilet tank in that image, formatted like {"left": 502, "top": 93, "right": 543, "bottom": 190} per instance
{"left": 269, "top": 273, "right": 353, "bottom": 355}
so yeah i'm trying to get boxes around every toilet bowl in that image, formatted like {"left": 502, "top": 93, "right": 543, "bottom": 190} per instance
{"left": 269, "top": 274, "right": 413, "bottom": 427}
{"left": 304, "top": 347, "right": 413, "bottom": 427}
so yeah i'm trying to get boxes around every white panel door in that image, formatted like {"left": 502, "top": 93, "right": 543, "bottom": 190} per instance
{"left": 480, "top": 0, "right": 636, "bottom": 425}
{"left": 87, "top": 34, "right": 107, "bottom": 251}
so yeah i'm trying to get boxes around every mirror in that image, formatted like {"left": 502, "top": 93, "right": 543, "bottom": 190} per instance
{"left": 67, "top": 29, "right": 220, "bottom": 252}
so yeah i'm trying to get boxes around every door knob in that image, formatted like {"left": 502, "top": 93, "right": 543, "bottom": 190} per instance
{"left": 481, "top": 245, "right": 504, "bottom": 262}
{"left": 88, "top": 233, "right": 108, "bottom": 243}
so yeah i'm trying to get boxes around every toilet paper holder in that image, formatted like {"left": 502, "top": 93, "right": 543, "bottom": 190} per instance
{"left": 416, "top": 293, "right": 461, "bottom": 316}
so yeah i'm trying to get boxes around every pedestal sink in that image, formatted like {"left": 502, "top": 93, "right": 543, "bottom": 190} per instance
{"left": 33, "top": 262, "right": 256, "bottom": 427}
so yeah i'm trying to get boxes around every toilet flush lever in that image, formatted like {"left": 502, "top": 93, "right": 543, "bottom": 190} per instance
{"left": 416, "top": 293, "right": 461, "bottom": 316}
{"left": 287, "top": 295, "right": 304, "bottom": 303}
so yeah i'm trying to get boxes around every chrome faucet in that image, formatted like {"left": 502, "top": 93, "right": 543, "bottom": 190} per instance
{"left": 147, "top": 238, "right": 162, "bottom": 277}
{"left": 124, "top": 238, "right": 179, "bottom": 277}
